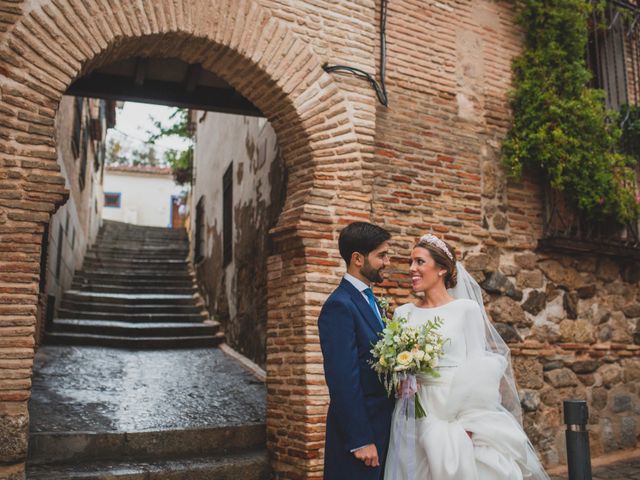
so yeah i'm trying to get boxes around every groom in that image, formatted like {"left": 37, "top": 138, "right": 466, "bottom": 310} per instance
{"left": 318, "top": 222, "right": 395, "bottom": 480}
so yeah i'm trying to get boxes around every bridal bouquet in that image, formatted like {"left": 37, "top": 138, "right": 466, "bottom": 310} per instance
{"left": 369, "top": 310, "right": 447, "bottom": 418}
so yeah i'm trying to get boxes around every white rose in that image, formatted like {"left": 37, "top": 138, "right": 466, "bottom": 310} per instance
{"left": 424, "top": 344, "right": 434, "bottom": 353}
{"left": 396, "top": 351, "right": 414, "bottom": 366}
{"left": 413, "top": 350, "right": 425, "bottom": 362}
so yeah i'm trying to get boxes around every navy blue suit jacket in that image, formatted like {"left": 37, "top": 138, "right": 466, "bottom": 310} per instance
{"left": 318, "top": 279, "right": 395, "bottom": 480}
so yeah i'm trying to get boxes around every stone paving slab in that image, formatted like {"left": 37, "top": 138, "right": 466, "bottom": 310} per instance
{"left": 551, "top": 457, "right": 640, "bottom": 480}
{"left": 29, "top": 346, "right": 265, "bottom": 432}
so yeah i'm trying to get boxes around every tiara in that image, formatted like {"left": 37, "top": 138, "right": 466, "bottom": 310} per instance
{"left": 419, "top": 234, "right": 454, "bottom": 261}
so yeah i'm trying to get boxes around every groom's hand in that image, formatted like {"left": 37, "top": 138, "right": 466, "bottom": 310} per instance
{"left": 353, "top": 444, "right": 379, "bottom": 467}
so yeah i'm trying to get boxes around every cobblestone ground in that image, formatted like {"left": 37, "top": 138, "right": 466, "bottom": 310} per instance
{"left": 29, "top": 346, "right": 266, "bottom": 432}
{"left": 551, "top": 457, "right": 640, "bottom": 480}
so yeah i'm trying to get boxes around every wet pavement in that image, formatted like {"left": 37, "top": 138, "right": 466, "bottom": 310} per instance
{"left": 551, "top": 457, "right": 640, "bottom": 479}
{"left": 29, "top": 346, "right": 265, "bottom": 432}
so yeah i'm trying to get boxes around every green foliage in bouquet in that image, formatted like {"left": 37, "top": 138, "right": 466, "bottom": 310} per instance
{"left": 503, "top": 0, "right": 639, "bottom": 223}
{"left": 369, "top": 314, "right": 447, "bottom": 418}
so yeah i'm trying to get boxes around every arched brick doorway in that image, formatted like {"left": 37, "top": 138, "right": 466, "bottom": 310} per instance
{"left": 0, "top": 1, "right": 369, "bottom": 477}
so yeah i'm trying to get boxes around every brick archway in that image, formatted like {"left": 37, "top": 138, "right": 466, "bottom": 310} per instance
{"left": 0, "top": 1, "right": 369, "bottom": 477}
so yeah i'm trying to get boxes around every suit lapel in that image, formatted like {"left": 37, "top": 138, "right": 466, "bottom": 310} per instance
{"left": 339, "top": 279, "right": 383, "bottom": 336}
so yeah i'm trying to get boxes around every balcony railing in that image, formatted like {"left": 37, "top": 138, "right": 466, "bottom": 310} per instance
{"left": 540, "top": 184, "right": 640, "bottom": 258}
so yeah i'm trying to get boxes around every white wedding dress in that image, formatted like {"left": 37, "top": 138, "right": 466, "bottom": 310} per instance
{"left": 384, "top": 299, "right": 547, "bottom": 480}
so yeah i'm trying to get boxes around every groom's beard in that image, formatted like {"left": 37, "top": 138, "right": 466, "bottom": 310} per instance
{"left": 361, "top": 261, "right": 384, "bottom": 284}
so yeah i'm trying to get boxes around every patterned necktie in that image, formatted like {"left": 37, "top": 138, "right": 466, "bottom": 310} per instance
{"left": 363, "top": 288, "right": 384, "bottom": 329}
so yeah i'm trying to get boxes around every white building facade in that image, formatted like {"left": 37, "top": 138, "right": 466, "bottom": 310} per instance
{"left": 103, "top": 166, "right": 186, "bottom": 228}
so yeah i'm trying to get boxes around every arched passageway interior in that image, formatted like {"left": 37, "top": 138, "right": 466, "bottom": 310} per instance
{"left": 0, "top": 1, "right": 369, "bottom": 477}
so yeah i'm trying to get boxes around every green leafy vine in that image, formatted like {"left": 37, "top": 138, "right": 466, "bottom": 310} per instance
{"left": 503, "top": 0, "right": 639, "bottom": 223}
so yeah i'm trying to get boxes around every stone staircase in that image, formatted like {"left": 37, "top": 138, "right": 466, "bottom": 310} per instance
{"left": 27, "top": 424, "right": 269, "bottom": 479}
{"left": 44, "top": 220, "right": 224, "bottom": 349}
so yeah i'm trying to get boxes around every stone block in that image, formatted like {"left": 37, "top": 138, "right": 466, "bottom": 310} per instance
{"left": 598, "top": 364, "right": 623, "bottom": 387}
{"left": 520, "top": 389, "right": 540, "bottom": 412}
{"left": 516, "top": 270, "right": 543, "bottom": 289}
{"left": 539, "top": 260, "right": 584, "bottom": 290}
{"left": 488, "top": 296, "right": 529, "bottom": 327}
{"left": 514, "top": 357, "right": 544, "bottom": 389}
{"left": 570, "top": 359, "right": 599, "bottom": 374}
{"left": 514, "top": 253, "right": 537, "bottom": 270}
{"left": 563, "top": 292, "right": 578, "bottom": 320}
{"left": 500, "top": 263, "right": 520, "bottom": 276}
{"left": 591, "top": 387, "right": 608, "bottom": 410}
{"left": 623, "top": 302, "right": 640, "bottom": 318}
{"left": 494, "top": 322, "right": 522, "bottom": 343}
{"left": 0, "top": 464, "right": 25, "bottom": 480}
{"left": 522, "top": 290, "right": 546, "bottom": 315}
{"left": 577, "top": 373, "right": 595, "bottom": 386}
{"left": 621, "top": 359, "right": 640, "bottom": 383}
{"left": 609, "top": 312, "right": 633, "bottom": 344}
{"left": 612, "top": 394, "right": 633, "bottom": 413}
{"left": 0, "top": 412, "right": 28, "bottom": 463}
{"left": 544, "top": 368, "right": 579, "bottom": 388}
{"left": 620, "top": 416, "right": 637, "bottom": 447}
{"left": 596, "top": 258, "right": 620, "bottom": 282}
{"left": 577, "top": 284, "right": 597, "bottom": 299}
{"left": 542, "top": 359, "right": 564, "bottom": 371}
{"left": 464, "top": 253, "right": 491, "bottom": 272}
{"left": 559, "top": 319, "right": 595, "bottom": 344}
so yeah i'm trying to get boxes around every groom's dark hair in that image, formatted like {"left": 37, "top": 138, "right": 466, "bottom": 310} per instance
{"left": 339, "top": 222, "right": 391, "bottom": 266}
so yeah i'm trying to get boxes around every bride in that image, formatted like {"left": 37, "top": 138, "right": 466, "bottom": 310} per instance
{"left": 384, "top": 234, "right": 549, "bottom": 480}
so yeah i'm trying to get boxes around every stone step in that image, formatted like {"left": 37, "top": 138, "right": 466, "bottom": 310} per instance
{"left": 84, "top": 254, "right": 189, "bottom": 263}
{"left": 72, "top": 281, "right": 197, "bottom": 292}
{"left": 81, "top": 261, "right": 190, "bottom": 272}
{"left": 83, "top": 256, "right": 189, "bottom": 266}
{"left": 90, "top": 245, "right": 188, "bottom": 254}
{"left": 92, "top": 244, "right": 190, "bottom": 254}
{"left": 72, "top": 284, "right": 197, "bottom": 295}
{"left": 99, "top": 228, "right": 186, "bottom": 235}
{"left": 50, "top": 319, "right": 219, "bottom": 337}
{"left": 26, "top": 450, "right": 270, "bottom": 479}
{"left": 85, "top": 248, "right": 187, "bottom": 263}
{"left": 97, "top": 232, "right": 187, "bottom": 241}
{"left": 55, "top": 309, "right": 208, "bottom": 323}
{"left": 60, "top": 299, "right": 203, "bottom": 315}
{"left": 62, "top": 291, "right": 199, "bottom": 306}
{"left": 28, "top": 424, "right": 266, "bottom": 465}
{"left": 79, "top": 267, "right": 191, "bottom": 277}
{"left": 75, "top": 271, "right": 193, "bottom": 283}
{"left": 71, "top": 277, "right": 196, "bottom": 289}
{"left": 101, "top": 220, "right": 187, "bottom": 234}
{"left": 44, "top": 331, "right": 225, "bottom": 349}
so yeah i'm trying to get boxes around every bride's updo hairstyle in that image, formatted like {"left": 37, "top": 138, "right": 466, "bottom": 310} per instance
{"left": 416, "top": 234, "right": 458, "bottom": 289}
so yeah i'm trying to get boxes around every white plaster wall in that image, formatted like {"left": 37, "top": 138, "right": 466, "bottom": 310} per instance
{"left": 46, "top": 96, "right": 106, "bottom": 311}
{"left": 102, "top": 171, "right": 185, "bottom": 227}
{"left": 190, "top": 111, "right": 284, "bottom": 364}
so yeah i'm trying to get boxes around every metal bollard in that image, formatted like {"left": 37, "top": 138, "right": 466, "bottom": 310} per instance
{"left": 564, "top": 400, "right": 592, "bottom": 480}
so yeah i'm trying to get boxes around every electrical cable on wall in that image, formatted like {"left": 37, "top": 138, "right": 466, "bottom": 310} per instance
{"left": 323, "top": 0, "right": 389, "bottom": 106}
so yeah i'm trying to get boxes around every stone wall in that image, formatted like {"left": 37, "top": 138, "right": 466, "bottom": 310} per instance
{"left": 465, "top": 252, "right": 639, "bottom": 463}
{"left": 36, "top": 96, "right": 107, "bottom": 343}
{"left": 191, "top": 112, "right": 285, "bottom": 367}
